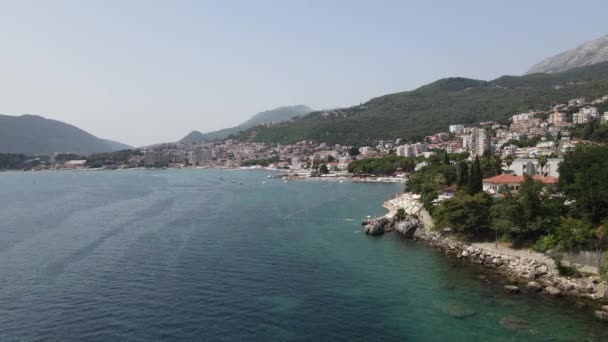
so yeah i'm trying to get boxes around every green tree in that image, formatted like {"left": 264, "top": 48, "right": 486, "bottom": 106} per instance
{"left": 319, "top": 164, "right": 329, "bottom": 175}
{"left": 559, "top": 145, "right": 608, "bottom": 224}
{"left": 456, "top": 160, "right": 469, "bottom": 191}
{"left": 443, "top": 151, "right": 450, "bottom": 165}
{"left": 467, "top": 156, "right": 483, "bottom": 195}
{"left": 433, "top": 193, "right": 492, "bottom": 238}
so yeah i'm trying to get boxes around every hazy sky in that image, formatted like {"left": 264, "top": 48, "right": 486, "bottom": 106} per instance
{"left": 1, "top": 0, "right": 607, "bottom": 146}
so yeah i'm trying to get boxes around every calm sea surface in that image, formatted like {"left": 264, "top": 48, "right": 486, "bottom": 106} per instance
{"left": 1, "top": 169, "right": 607, "bottom": 341}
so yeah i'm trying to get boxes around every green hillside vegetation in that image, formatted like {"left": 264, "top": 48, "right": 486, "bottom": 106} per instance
{"left": 235, "top": 62, "right": 608, "bottom": 145}
{"left": 0, "top": 114, "right": 131, "bottom": 155}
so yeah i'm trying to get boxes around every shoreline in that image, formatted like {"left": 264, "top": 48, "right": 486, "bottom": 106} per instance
{"left": 369, "top": 192, "right": 608, "bottom": 322}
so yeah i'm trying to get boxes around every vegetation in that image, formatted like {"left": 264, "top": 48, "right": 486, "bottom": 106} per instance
{"left": 0, "top": 114, "right": 131, "bottom": 155}
{"left": 571, "top": 121, "right": 608, "bottom": 143}
{"left": 235, "top": 62, "right": 608, "bottom": 145}
{"left": 0, "top": 153, "right": 35, "bottom": 170}
{"left": 86, "top": 150, "right": 142, "bottom": 168}
{"left": 240, "top": 156, "right": 280, "bottom": 167}
{"left": 428, "top": 145, "right": 608, "bottom": 252}
{"left": 348, "top": 155, "right": 415, "bottom": 175}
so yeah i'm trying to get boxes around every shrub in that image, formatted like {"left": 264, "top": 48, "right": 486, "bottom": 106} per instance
{"left": 532, "top": 234, "right": 559, "bottom": 253}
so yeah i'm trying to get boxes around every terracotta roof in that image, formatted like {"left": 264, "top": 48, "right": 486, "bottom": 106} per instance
{"left": 483, "top": 174, "right": 524, "bottom": 184}
{"left": 483, "top": 174, "right": 558, "bottom": 185}
{"left": 531, "top": 175, "right": 559, "bottom": 184}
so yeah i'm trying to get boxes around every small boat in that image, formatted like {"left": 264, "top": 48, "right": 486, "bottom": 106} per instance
{"left": 262, "top": 181, "right": 267, "bottom": 184}
{"left": 231, "top": 180, "right": 236, "bottom": 183}
{"left": 267, "top": 175, "right": 272, "bottom": 178}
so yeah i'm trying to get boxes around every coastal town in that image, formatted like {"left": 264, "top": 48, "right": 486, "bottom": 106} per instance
{"left": 8, "top": 93, "right": 607, "bottom": 189}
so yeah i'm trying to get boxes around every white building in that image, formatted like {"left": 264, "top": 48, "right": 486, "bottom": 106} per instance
{"left": 449, "top": 124, "right": 465, "bottom": 134}
{"left": 510, "top": 158, "right": 562, "bottom": 178}
{"left": 396, "top": 145, "right": 415, "bottom": 157}
{"left": 573, "top": 106, "right": 599, "bottom": 124}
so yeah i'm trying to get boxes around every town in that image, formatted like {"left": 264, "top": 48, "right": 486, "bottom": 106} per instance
{"left": 3, "top": 93, "right": 608, "bottom": 192}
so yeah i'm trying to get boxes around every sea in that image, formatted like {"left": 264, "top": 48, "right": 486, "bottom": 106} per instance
{"left": 1, "top": 169, "right": 607, "bottom": 341}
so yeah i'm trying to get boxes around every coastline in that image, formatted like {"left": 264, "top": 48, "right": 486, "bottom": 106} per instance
{"left": 370, "top": 192, "right": 608, "bottom": 322}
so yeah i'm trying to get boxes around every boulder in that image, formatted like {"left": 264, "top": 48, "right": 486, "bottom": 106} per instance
{"left": 504, "top": 285, "right": 520, "bottom": 294}
{"left": 499, "top": 316, "right": 533, "bottom": 334}
{"left": 545, "top": 286, "right": 562, "bottom": 296}
{"left": 534, "top": 265, "right": 548, "bottom": 277}
{"left": 566, "top": 289, "right": 581, "bottom": 297}
{"left": 595, "top": 283, "right": 607, "bottom": 299}
{"left": 595, "top": 310, "right": 608, "bottom": 322}
{"left": 526, "top": 281, "right": 543, "bottom": 292}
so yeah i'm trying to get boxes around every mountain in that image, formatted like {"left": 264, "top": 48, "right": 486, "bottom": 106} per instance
{"left": 179, "top": 105, "right": 313, "bottom": 143}
{"left": 179, "top": 131, "right": 206, "bottom": 144}
{"left": 234, "top": 62, "right": 608, "bottom": 145}
{"left": 528, "top": 34, "right": 608, "bottom": 74}
{"left": 0, "top": 114, "right": 131, "bottom": 155}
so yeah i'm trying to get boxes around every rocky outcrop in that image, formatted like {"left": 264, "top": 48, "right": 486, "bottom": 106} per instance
{"left": 362, "top": 217, "right": 389, "bottom": 236}
{"left": 393, "top": 217, "right": 420, "bottom": 238}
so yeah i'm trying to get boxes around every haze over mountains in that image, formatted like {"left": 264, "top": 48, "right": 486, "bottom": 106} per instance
{"left": 528, "top": 34, "right": 608, "bottom": 74}
{"left": 179, "top": 105, "right": 313, "bottom": 143}
{"left": 0, "top": 114, "right": 131, "bottom": 155}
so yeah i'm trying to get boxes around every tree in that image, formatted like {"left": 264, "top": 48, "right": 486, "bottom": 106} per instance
{"left": 504, "top": 155, "right": 514, "bottom": 173}
{"left": 348, "top": 146, "right": 360, "bottom": 157}
{"left": 467, "top": 156, "right": 483, "bottom": 195}
{"left": 456, "top": 160, "right": 469, "bottom": 190}
{"left": 559, "top": 145, "right": 608, "bottom": 224}
{"left": 443, "top": 151, "right": 450, "bottom": 165}
{"left": 327, "top": 155, "right": 335, "bottom": 162}
{"left": 537, "top": 155, "right": 548, "bottom": 176}
{"left": 433, "top": 193, "right": 492, "bottom": 238}
{"left": 319, "top": 164, "right": 329, "bottom": 175}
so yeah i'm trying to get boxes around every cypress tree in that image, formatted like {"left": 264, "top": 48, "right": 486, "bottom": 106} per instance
{"left": 456, "top": 160, "right": 469, "bottom": 190}
{"left": 467, "top": 156, "right": 483, "bottom": 195}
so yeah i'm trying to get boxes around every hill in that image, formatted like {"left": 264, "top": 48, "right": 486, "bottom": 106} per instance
{"left": 528, "top": 34, "right": 608, "bottom": 74}
{"left": 179, "top": 105, "right": 313, "bottom": 143}
{"left": 235, "top": 62, "right": 608, "bottom": 145}
{"left": 0, "top": 114, "right": 131, "bottom": 155}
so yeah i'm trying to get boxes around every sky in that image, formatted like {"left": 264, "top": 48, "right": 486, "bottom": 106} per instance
{"left": 0, "top": 0, "right": 607, "bottom": 146}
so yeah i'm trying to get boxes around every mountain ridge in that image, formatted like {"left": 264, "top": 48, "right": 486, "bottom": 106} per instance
{"left": 234, "top": 61, "right": 608, "bottom": 145}
{"left": 179, "top": 105, "right": 313, "bottom": 143}
{"left": 528, "top": 34, "right": 608, "bottom": 74}
{"left": 0, "top": 114, "right": 131, "bottom": 155}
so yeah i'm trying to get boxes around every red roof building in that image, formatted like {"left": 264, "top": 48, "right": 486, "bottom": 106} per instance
{"left": 482, "top": 174, "right": 558, "bottom": 194}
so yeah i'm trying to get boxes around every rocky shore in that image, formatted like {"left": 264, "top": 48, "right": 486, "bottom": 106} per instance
{"left": 364, "top": 193, "right": 608, "bottom": 322}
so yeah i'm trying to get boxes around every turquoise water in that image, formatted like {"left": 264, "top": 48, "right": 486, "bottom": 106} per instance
{"left": 0, "top": 169, "right": 607, "bottom": 341}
